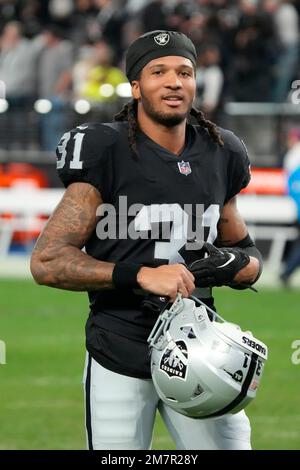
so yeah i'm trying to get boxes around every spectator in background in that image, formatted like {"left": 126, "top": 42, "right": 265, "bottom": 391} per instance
{"left": 166, "top": 0, "right": 208, "bottom": 46}
{"left": 0, "top": 21, "right": 43, "bottom": 98}
{"left": 0, "top": 0, "right": 22, "bottom": 31}
{"left": 0, "top": 21, "right": 45, "bottom": 149}
{"left": 0, "top": 0, "right": 51, "bottom": 33}
{"left": 37, "top": 24, "right": 73, "bottom": 151}
{"left": 280, "top": 128, "right": 300, "bottom": 285}
{"left": 196, "top": 44, "right": 224, "bottom": 120}
{"left": 69, "top": 0, "right": 100, "bottom": 50}
{"left": 18, "top": 0, "right": 46, "bottom": 37}
{"left": 121, "top": 17, "right": 143, "bottom": 52}
{"left": 72, "top": 43, "right": 95, "bottom": 99}
{"left": 95, "top": 0, "right": 129, "bottom": 61}
{"left": 78, "top": 40, "right": 127, "bottom": 102}
{"left": 229, "top": 0, "right": 275, "bottom": 102}
{"left": 140, "top": 0, "right": 169, "bottom": 33}
{"left": 268, "top": 0, "right": 299, "bottom": 102}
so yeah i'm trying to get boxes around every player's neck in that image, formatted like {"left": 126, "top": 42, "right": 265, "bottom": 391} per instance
{"left": 138, "top": 113, "right": 187, "bottom": 156}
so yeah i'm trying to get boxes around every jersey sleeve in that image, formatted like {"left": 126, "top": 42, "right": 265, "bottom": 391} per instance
{"left": 222, "top": 130, "right": 251, "bottom": 203}
{"left": 56, "top": 123, "right": 118, "bottom": 197}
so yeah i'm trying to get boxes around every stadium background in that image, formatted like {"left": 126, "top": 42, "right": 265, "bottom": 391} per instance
{"left": 0, "top": 0, "right": 300, "bottom": 450}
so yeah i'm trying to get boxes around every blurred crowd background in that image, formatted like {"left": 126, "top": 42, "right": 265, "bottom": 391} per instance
{"left": 1, "top": 0, "right": 300, "bottom": 155}
{"left": 1, "top": 0, "right": 300, "bottom": 283}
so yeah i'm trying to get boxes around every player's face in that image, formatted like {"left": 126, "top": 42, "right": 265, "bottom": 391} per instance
{"left": 131, "top": 56, "right": 196, "bottom": 127}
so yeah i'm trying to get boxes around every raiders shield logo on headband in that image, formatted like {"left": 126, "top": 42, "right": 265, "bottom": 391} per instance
{"left": 154, "top": 32, "right": 170, "bottom": 46}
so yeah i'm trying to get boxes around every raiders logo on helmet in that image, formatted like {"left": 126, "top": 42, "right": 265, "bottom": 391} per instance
{"left": 160, "top": 340, "right": 188, "bottom": 380}
{"left": 148, "top": 295, "right": 268, "bottom": 419}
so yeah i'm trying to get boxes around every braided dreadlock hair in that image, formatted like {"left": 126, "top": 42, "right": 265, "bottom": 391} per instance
{"left": 113, "top": 99, "right": 224, "bottom": 158}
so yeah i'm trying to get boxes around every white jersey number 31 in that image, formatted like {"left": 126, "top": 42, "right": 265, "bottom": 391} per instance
{"left": 56, "top": 132, "right": 85, "bottom": 170}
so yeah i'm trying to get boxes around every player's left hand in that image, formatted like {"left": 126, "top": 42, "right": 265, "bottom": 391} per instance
{"left": 179, "top": 241, "right": 250, "bottom": 288}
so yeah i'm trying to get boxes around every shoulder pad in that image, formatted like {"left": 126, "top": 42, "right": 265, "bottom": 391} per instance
{"left": 74, "top": 122, "right": 120, "bottom": 145}
{"left": 56, "top": 122, "right": 120, "bottom": 171}
{"left": 218, "top": 128, "right": 247, "bottom": 156}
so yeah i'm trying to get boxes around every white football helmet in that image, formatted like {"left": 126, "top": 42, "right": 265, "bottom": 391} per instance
{"left": 147, "top": 295, "right": 268, "bottom": 419}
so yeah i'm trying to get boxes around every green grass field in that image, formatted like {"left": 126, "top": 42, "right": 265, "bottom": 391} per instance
{"left": 0, "top": 279, "right": 300, "bottom": 450}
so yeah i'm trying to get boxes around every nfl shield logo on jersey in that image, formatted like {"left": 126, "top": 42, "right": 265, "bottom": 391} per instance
{"left": 154, "top": 32, "right": 170, "bottom": 46}
{"left": 178, "top": 161, "right": 191, "bottom": 176}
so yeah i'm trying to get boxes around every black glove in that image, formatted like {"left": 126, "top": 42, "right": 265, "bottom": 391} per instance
{"left": 179, "top": 241, "right": 250, "bottom": 288}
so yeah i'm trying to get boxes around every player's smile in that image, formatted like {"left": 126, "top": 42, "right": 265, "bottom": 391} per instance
{"left": 161, "top": 93, "right": 185, "bottom": 108}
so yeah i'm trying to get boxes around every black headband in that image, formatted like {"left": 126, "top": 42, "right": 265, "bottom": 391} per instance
{"left": 125, "top": 30, "right": 197, "bottom": 82}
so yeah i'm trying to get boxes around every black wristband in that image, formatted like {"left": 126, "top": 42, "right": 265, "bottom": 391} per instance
{"left": 112, "top": 262, "right": 142, "bottom": 289}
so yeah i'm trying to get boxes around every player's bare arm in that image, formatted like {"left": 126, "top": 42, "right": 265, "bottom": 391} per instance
{"left": 30, "top": 182, "right": 115, "bottom": 291}
{"left": 217, "top": 196, "right": 259, "bottom": 284}
{"left": 31, "top": 181, "right": 194, "bottom": 296}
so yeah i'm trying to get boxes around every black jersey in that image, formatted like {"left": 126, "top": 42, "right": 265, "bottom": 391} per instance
{"left": 56, "top": 121, "right": 250, "bottom": 378}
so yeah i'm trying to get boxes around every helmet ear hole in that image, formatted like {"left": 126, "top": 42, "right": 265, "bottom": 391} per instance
{"left": 148, "top": 297, "right": 268, "bottom": 419}
{"left": 192, "top": 384, "right": 204, "bottom": 398}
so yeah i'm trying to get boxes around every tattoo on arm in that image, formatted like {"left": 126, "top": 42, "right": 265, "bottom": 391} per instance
{"left": 217, "top": 197, "right": 248, "bottom": 247}
{"left": 30, "top": 183, "right": 115, "bottom": 291}
{"left": 216, "top": 217, "right": 232, "bottom": 245}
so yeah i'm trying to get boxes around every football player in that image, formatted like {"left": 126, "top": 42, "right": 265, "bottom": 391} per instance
{"left": 30, "top": 30, "right": 263, "bottom": 450}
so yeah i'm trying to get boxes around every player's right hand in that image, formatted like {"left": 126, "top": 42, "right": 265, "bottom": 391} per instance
{"left": 137, "top": 264, "right": 195, "bottom": 302}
